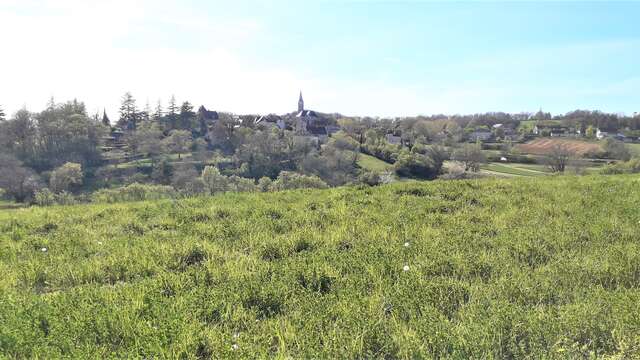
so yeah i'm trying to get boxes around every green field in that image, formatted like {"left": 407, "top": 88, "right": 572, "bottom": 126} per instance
{"left": 2, "top": 176, "right": 640, "bottom": 358}
{"left": 357, "top": 153, "right": 394, "bottom": 172}
{"left": 480, "top": 163, "right": 547, "bottom": 177}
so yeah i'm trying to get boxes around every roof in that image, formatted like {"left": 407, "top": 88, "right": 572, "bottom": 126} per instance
{"left": 296, "top": 110, "right": 318, "bottom": 118}
{"left": 307, "top": 126, "right": 327, "bottom": 136}
{"left": 198, "top": 106, "right": 219, "bottom": 121}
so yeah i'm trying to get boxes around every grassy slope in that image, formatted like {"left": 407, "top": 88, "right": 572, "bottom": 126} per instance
{"left": 357, "top": 153, "right": 394, "bottom": 172}
{"left": 2, "top": 176, "right": 640, "bottom": 358}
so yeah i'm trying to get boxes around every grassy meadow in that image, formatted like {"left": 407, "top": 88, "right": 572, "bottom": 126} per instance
{"left": 1, "top": 175, "right": 640, "bottom": 358}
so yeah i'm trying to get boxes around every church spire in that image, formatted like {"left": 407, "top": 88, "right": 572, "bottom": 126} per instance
{"left": 298, "top": 91, "right": 304, "bottom": 112}
{"left": 102, "top": 108, "right": 110, "bottom": 127}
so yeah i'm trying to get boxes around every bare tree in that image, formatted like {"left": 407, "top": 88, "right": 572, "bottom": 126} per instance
{"left": 545, "top": 144, "right": 571, "bottom": 173}
{"left": 452, "top": 143, "right": 486, "bottom": 172}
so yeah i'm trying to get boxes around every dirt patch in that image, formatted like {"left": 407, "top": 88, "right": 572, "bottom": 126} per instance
{"left": 516, "top": 138, "right": 602, "bottom": 156}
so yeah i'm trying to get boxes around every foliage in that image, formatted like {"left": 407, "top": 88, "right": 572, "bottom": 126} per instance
{"left": 603, "top": 138, "right": 631, "bottom": 161}
{"left": 545, "top": 144, "right": 572, "bottom": 173}
{"left": 0, "top": 153, "right": 42, "bottom": 202}
{"left": 600, "top": 158, "right": 640, "bottom": 175}
{"left": 49, "top": 162, "right": 83, "bottom": 193}
{"left": 270, "top": 171, "right": 328, "bottom": 190}
{"left": 2, "top": 176, "right": 640, "bottom": 358}
{"left": 452, "top": 143, "right": 486, "bottom": 172}
{"left": 163, "top": 130, "right": 192, "bottom": 159}
{"left": 91, "top": 182, "right": 176, "bottom": 203}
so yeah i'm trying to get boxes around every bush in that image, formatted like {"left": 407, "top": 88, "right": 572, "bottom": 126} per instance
{"left": 358, "top": 171, "right": 382, "bottom": 186}
{"left": 91, "top": 183, "right": 177, "bottom": 203}
{"left": 271, "top": 171, "right": 328, "bottom": 191}
{"left": 50, "top": 162, "right": 83, "bottom": 193}
{"left": 600, "top": 158, "right": 640, "bottom": 175}
{"left": 394, "top": 152, "right": 440, "bottom": 179}
{"left": 34, "top": 188, "right": 56, "bottom": 206}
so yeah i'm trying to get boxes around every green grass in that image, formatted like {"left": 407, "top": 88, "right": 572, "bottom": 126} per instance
{"left": 357, "top": 153, "right": 394, "bottom": 172}
{"left": 626, "top": 143, "right": 640, "bottom": 157}
{"left": 481, "top": 162, "right": 547, "bottom": 177}
{"left": 2, "top": 175, "right": 640, "bottom": 358}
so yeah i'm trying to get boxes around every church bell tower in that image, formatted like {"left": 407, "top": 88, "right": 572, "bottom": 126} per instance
{"left": 298, "top": 91, "right": 304, "bottom": 113}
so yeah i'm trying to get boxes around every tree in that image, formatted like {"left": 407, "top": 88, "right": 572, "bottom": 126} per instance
{"left": 171, "top": 164, "right": 204, "bottom": 194}
{"left": 202, "top": 166, "right": 229, "bottom": 194}
{"left": 118, "top": 92, "right": 138, "bottom": 130}
{"left": 49, "top": 162, "right": 83, "bottom": 193}
{"left": 102, "top": 109, "right": 110, "bottom": 127}
{"left": 0, "top": 154, "right": 41, "bottom": 202}
{"left": 603, "top": 138, "right": 631, "bottom": 161}
{"left": 163, "top": 130, "right": 192, "bottom": 159}
{"left": 585, "top": 125, "right": 596, "bottom": 138}
{"left": 179, "top": 101, "right": 196, "bottom": 130}
{"left": 452, "top": 144, "right": 486, "bottom": 172}
{"left": 165, "top": 95, "right": 178, "bottom": 130}
{"left": 0, "top": 105, "right": 5, "bottom": 121}
{"left": 153, "top": 100, "right": 163, "bottom": 123}
{"left": 545, "top": 144, "right": 571, "bottom": 173}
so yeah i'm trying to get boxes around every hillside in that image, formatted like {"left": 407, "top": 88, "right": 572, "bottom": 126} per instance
{"left": 1, "top": 176, "right": 640, "bottom": 358}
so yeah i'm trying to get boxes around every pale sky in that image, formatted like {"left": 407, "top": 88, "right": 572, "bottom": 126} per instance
{"left": 1, "top": 0, "right": 639, "bottom": 119}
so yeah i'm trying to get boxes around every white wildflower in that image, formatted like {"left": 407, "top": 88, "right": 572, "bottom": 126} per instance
{"left": 403, "top": 265, "right": 410, "bottom": 272}
{"left": 41, "top": 247, "right": 47, "bottom": 252}
{"left": 404, "top": 242, "right": 410, "bottom": 247}
{"left": 232, "top": 344, "right": 239, "bottom": 351}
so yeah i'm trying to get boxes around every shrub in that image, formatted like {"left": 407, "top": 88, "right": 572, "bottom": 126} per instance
{"left": 91, "top": 183, "right": 176, "bottom": 203}
{"left": 49, "top": 162, "right": 83, "bottom": 193}
{"left": 394, "top": 152, "right": 440, "bottom": 179}
{"left": 358, "top": 171, "right": 382, "bottom": 186}
{"left": 34, "top": 188, "right": 56, "bottom": 206}
{"left": 271, "top": 171, "right": 328, "bottom": 191}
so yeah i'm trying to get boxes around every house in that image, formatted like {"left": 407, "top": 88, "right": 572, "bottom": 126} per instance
{"left": 468, "top": 129, "right": 492, "bottom": 142}
{"left": 385, "top": 133, "right": 402, "bottom": 145}
{"left": 596, "top": 127, "right": 622, "bottom": 140}
{"left": 254, "top": 114, "right": 286, "bottom": 130}
{"left": 533, "top": 123, "right": 572, "bottom": 137}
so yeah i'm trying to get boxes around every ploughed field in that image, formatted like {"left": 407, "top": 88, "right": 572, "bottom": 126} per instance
{"left": 1, "top": 176, "right": 640, "bottom": 358}
{"left": 516, "top": 138, "right": 602, "bottom": 156}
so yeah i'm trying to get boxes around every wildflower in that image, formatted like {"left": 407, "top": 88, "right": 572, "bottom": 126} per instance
{"left": 41, "top": 247, "right": 47, "bottom": 252}
{"left": 403, "top": 265, "right": 410, "bottom": 272}
{"left": 97, "top": 241, "right": 103, "bottom": 245}
{"left": 232, "top": 344, "right": 239, "bottom": 351}
{"left": 404, "top": 242, "right": 410, "bottom": 247}
{"left": 233, "top": 333, "right": 239, "bottom": 339}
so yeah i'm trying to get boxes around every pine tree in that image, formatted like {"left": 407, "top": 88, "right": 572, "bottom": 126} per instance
{"left": 102, "top": 109, "right": 110, "bottom": 127}
{"left": 153, "top": 99, "right": 163, "bottom": 123}
{"left": 179, "top": 101, "right": 195, "bottom": 130}
{"left": 118, "top": 92, "right": 138, "bottom": 130}
{"left": 0, "top": 105, "right": 5, "bottom": 121}
{"left": 166, "top": 95, "right": 178, "bottom": 130}
{"left": 142, "top": 100, "right": 151, "bottom": 123}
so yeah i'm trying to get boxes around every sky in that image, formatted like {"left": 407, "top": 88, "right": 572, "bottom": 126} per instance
{"left": 1, "top": 0, "right": 639, "bottom": 118}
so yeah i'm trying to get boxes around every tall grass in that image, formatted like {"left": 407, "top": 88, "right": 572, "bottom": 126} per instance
{"left": 1, "top": 175, "right": 640, "bottom": 358}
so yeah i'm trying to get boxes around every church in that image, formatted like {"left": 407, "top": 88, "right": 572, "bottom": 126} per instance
{"left": 295, "top": 92, "right": 336, "bottom": 141}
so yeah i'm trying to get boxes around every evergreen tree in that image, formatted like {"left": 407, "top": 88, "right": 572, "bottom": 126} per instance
{"left": 142, "top": 100, "right": 151, "bottom": 123}
{"left": 153, "top": 99, "right": 163, "bottom": 123}
{"left": 102, "top": 109, "right": 110, "bottom": 127}
{"left": 166, "top": 95, "right": 178, "bottom": 130}
{"left": 0, "top": 105, "right": 5, "bottom": 121}
{"left": 118, "top": 92, "right": 138, "bottom": 130}
{"left": 179, "top": 101, "right": 195, "bottom": 130}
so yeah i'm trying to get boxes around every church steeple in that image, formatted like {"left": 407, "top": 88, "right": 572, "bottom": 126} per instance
{"left": 298, "top": 91, "right": 304, "bottom": 112}
{"left": 102, "top": 108, "right": 110, "bottom": 127}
